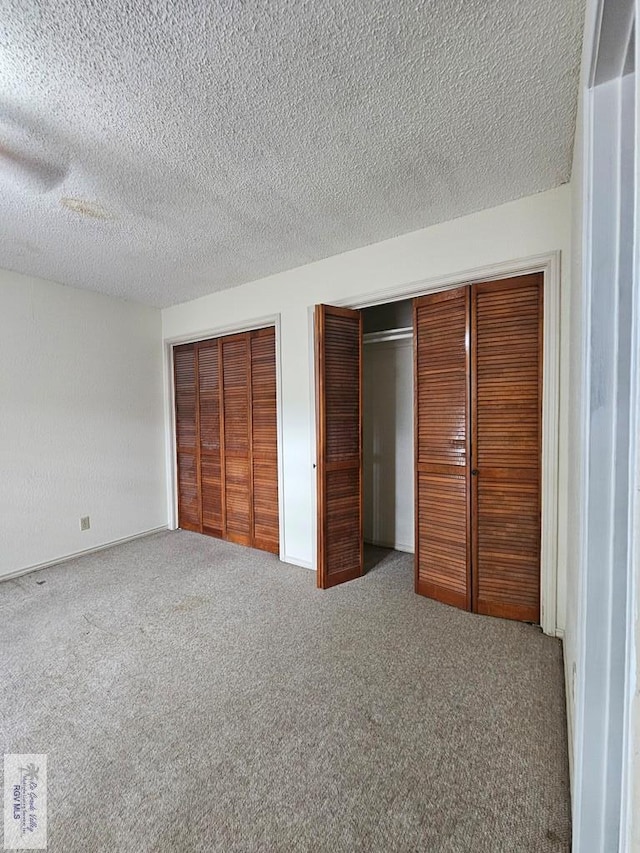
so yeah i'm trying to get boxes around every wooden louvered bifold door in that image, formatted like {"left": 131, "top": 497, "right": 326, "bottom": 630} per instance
{"left": 471, "top": 274, "right": 542, "bottom": 622}
{"left": 197, "top": 340, "right": 224, "bottom": 537}
{"left": 315, "top": 305, "right": 363, "bottom": 588}
{"left": 174, "top": 343, "right": 201, "bottom": 532}
{"left": 250, "top": 328, "right": 279, "bottom": 554}
{"left": 174, "top": 328, "right": 279, "bottom": 554}
{"left": 414, "top": 288, "right": 471, "bottom": 610}
{"left": 222, "top": 334, "right": 252, "bottom": 546}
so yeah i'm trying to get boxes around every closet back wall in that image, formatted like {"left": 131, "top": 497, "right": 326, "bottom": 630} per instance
{"left": 363, "top": 337, "right": 414, "bottom": 552}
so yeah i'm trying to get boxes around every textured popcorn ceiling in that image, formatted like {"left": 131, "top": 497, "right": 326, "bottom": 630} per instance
{"left": 0, "top": 0, "right": 584, "bottom": 307}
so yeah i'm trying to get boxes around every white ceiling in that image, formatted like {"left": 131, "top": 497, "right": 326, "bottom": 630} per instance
{"left": 0, "top": 1, "right": 585, "bottom": 308}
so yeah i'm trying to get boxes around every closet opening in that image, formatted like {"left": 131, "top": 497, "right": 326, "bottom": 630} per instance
{"left": 315, "top": 272, "right": 544, "bottom": 625}
{"left": 173, "top": 325, "right": 279, "bottom": 556}
{"left": 361, "top": 300, "right": 415, "bottom": 577}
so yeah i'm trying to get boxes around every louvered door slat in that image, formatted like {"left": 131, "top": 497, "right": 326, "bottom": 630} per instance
{"left": 197, "top": 340, "right": 223, "bottom": 537}
{"left": 316, "top": 305, "right": 363, "bottom": 588}
{"left": 174, "top": 344, "right": 201, "bottom": 532}
{"left": 222, "top": 335, "right": 252, "bottom": 545}
{"left": 414, "top": 287, "right": 471, "bottom": 610}
{"left": 250, "top": 328, "right": 279, "bottom": 554}
{"left": 472, "top": 274, "right": 542, "bottom": 622}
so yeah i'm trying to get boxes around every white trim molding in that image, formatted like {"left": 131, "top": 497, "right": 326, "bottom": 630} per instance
{"left": 0, "top": 527, "right": 168, "bottom": 583}
{"left": 364, "top": 539, "right": 415, "bottom": 554}
{"left": 563, "top": 636, "right": 575, "bottom": 793}
{"left": 281, "top": 555, "right": 314, "bottom": 571}
{"left": 333, "top": 250, "right": 561, "bottom": 311}
{"left": 163, "top": 314, "right": 286, "bottom": 563}
{"left": 540, "top": 252, "right": 562, "bottom": 639}
{"left": 572, "top": 1, "right": 638, "bottom": 848}
{"left": 331, "top": 250, "right": 562, "bottom": 636}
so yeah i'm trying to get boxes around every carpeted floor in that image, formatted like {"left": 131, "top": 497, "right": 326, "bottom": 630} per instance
{"left": 1, "top": 531, "right": 570, "bottom": 852}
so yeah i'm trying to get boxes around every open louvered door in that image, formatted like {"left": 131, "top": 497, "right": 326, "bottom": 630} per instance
{"left": 315, "top": 305, "right": 363, "bottom": 588}
{"left": 414, "top": 288, "right": 471, "bottom": 610}
{"left": 174, "top": 343, "right": 201, "bottom": 532}
{"left": 471, "top": 274, "right": 542, "bottom": 622}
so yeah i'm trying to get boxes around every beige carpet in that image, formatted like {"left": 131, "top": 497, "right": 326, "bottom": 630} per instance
{"left": 1, "top": 531, "right": 570, "bottom": 852}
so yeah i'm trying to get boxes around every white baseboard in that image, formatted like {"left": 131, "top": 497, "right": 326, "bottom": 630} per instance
{"left": 0, "top": 526, "right": 169, "bottom": 583}
{"left": 561, "top": 636, "right": 574, "bottom": 794}
{"left": 282, "top": 554, "right": 314, "bottom": 570}
{"left": 364, "top": 539, "right": 415, "bottom": 554}
{"left": 555, "top": 627, "right": 565, "bottom": 639}
{"left": 282, "top": 543, "right": 415, "bottom": 571}
{"left": 283, "top": 542, "right": 415, "bottom": 572}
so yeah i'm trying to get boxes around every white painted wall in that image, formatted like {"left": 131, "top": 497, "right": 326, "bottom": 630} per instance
{"left": 163, "top": 184, "right": 572, "bottom": 635}
{"left": 0, "top": 269, "right": 167, "bottom": 578}
{"left": 565, "top": 1, "right": 640, "bottom": 846}
{"left": 363, "top": 338, "right": 414, "bottom": 552}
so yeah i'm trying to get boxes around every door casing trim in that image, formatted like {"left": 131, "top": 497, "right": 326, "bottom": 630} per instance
{"left": 163, "top": 313, "right": 286, "bottom": 564}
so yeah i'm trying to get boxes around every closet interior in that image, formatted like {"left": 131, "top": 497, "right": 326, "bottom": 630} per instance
{"left": 362, "top": 300, "right": 414, "bottom": 555}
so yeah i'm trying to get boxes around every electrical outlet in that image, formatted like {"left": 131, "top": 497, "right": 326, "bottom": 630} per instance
{"left": 80, "top": 516, "right": 90, "bottom": 531}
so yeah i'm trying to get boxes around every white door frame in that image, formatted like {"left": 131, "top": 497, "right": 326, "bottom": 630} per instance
{"left": 572, "top": 0, "right": 638, "bottom": 849}
{"left": 328, "top": 250, "right": 561, "bottom": 636}
{"left": 162, "top": 313, "right": 286, "bottom": 562}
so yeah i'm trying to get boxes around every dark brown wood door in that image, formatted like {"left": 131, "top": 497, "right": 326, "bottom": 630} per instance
{"left": 315, "top": 305, "right": 363, "bottom": 588}
{"left": 471, "top": 274, "right": 542, "bottom": 622}
{"left": 250, "top": 328, "right": 279, "bottom": 554}
{"left": 414, "top": 288, "right": 471, "bottom": 610}
{"left": 222, "top": 334, "right": 252, "bottom": 546}
{"left": 197, "top": 339, "right": 224, "bottom": 537}
{"left": 174, "top": 343, "right": 201, "bottom": 532}
{"left": 174, "top": 328, "right": 279, "bottom": 553}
